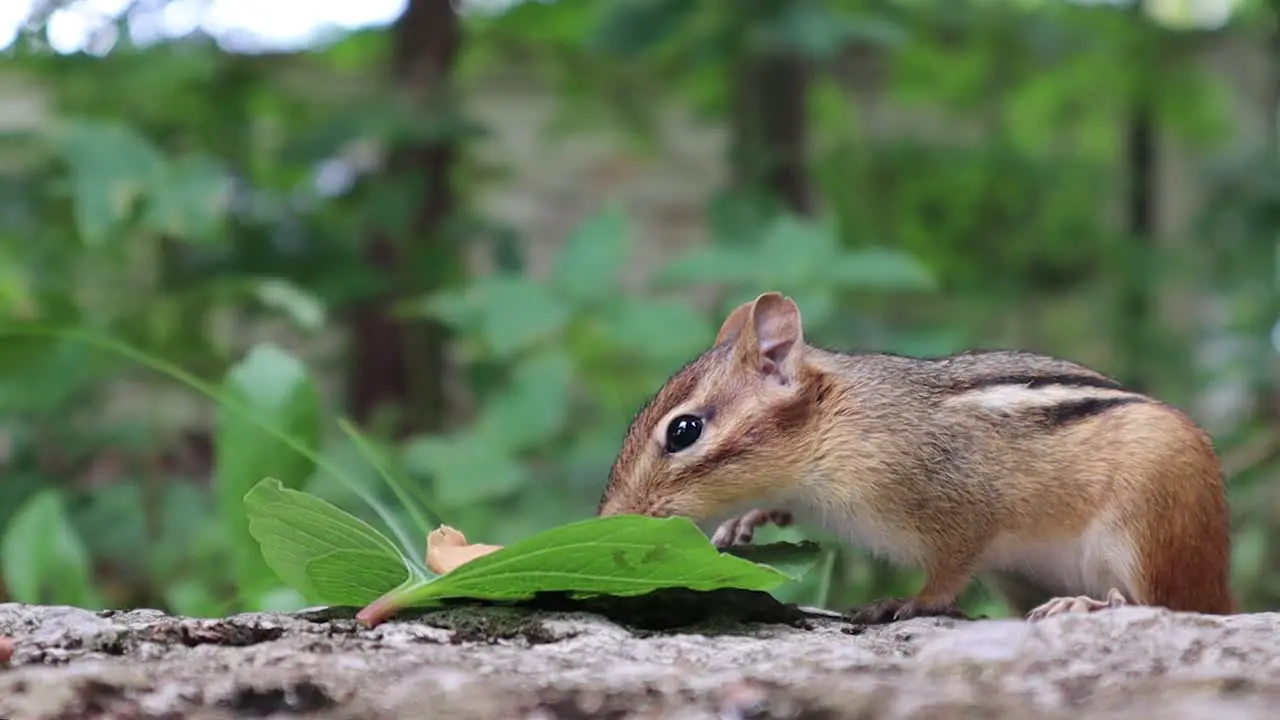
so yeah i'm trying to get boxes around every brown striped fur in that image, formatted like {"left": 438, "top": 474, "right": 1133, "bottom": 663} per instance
{"left": 598, "top": 291, "right": 1235, "bottom": 618}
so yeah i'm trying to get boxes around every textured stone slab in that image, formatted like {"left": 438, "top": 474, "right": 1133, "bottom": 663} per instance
{"left": 0, "top": 602, "right": 1277, "bottom": 719}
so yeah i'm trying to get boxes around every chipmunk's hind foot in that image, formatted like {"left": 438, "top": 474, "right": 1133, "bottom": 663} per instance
{"left": 1026, "top": 587, "right": 1128, "bottom": 621}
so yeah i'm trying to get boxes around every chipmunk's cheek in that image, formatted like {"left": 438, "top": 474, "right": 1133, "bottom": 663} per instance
{"left": 671, "top": 489, "right": 743, "bottom": 525}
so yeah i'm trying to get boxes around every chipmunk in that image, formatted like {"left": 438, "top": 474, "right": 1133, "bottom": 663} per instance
{"left": 597, "top": 291, "right": 1235, "bottom": 622}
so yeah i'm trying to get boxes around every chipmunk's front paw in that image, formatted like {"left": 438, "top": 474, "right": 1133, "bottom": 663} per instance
{"left": 1026, "top": 587, "right": 1128, "bottom": 621}
{"left": 710, "top": 508, "right": 793, "bottom": 548}
{"left": 847, "top": 597, "right": 968, "bottom": 625}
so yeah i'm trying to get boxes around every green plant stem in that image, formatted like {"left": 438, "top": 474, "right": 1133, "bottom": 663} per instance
{"left": 337, "top": 417, "right": 443, "bottom": 533}
{"left": 1, "top": 324, "right": 425, "bottom": 563}
{"left": 815, "top": 546, "right": 838, "bottom": 609}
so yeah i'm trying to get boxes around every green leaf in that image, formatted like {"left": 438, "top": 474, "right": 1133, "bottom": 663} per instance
{"left": 307, "top": 550, "right": 415, "bottom": 606}
{"left": 825, "top": 248, "right": 935, "bottom": 290}
{"left": 252, "top": 278, "right": 327, "bottom": 332}
{"left": 599, "top": 299, "right": 715, "bottom": 363}
{"left": 472, "top": 348, "right": 573, "bottom": 452}
{"left": 552, "top": 204, "right": 632, "bottom": 304}
{"left": 764, "top": 2, "right": 858, "bottom": 59}
{"left": 0, "top": 333, "right": 100, "bottom": 414}
{"left": 142, "top": 153, "right": 231, "bottom": 243}
{"left": 705, "top": 189, "right": 783, "bottom": 248}
{"left": 722, "top": 541, "right": 823, "bottom": 581}
{"left": 755, "top": 215, "right": 837, "bottom": 284}
{"left": 372, "top": 515, "right": 802, "bottom": 611}
{"left": 46, "top": 119, "right": 164, "bottom": 246}
{"left": 421, "top": 276, "right": 571, "bottom": 358}
{"left": 659, "top": 213, "right": 933, "bottom": 294}
{"left": 658, "top": 215, "right": 829, "bottom": 286}
{"left": 591, "top": 0, "right": 697, "bottom": 57}
{"left": 1, "top": 489, "right": 101, "bottom": 608}
{"left": 656, "top": 246, "right": 762, "bottom": 286}
{"left": 216, "top": 345, "right": 321, "bottom": 597}
{"left": 401, "top": 434, "right": 529, "bottom": 507}
{"left": 762, "top": 4, "right": 907, "bottom": 58}
{"left": 243, "top": 478, "right": 410, "bottom": 605}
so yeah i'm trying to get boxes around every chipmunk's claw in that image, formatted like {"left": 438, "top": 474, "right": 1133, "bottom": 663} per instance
{"left": 711, "top": 508, "right": 793, "bottom": 548}
{"left": 847, "top": 597, "right": 968, "bottom": 625}
{"left": 1026, "top": 587, "right": 1128, "bottom": 621}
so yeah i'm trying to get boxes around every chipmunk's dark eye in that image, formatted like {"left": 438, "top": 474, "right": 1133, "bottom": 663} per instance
{"left": 665, "top": 414, "right": 703, "bottom": 453}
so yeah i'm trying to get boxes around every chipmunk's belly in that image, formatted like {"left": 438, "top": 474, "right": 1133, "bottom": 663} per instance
{"left": 981, "top": 518, "right": 1139, "bottom": 598}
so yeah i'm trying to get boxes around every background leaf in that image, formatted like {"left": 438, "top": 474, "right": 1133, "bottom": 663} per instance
{"left": 423, "top": 276, "right": 571, "bottom": 358}
{"left": 826, "top": 248, "right": 936, "bottom": 290}
{"left": 47, "top": 119, "right": 163, "bottom": 245}
{"left": 251, "top": 279, "right": 328, "bottom": 332}
{"left": 215, "top": 344, "right": 322, "bottom": 599}
{"left": 551, "top": 203, "right": 633, "bottom": 304}
{"left": 1, "top": 489, "right": 101, "bottom": 608}
{"left": 0, "top": 334, "right": 100, "bottom": 414}
{"left": 655, "top": 246, "right": 761, "bottom": 286}
{"left": 472, "top": 348, "right": 574, "bottom": 452}
{"left": 591, "top": 0, "right": 697, "bottom": 57}
{"left": 599, "top": 299, "right": 716, "bottom": 363}
{"left": 401, "top": 435, "right": 530, "bottom": 507}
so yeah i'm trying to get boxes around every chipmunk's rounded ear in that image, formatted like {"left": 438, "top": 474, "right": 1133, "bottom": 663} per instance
{"left": 715, "top": 299, "right": 755, "bottom": 345}
{"left": 722, "top": 292, "right": 804, "bottom": 382}
{"left": 752, "top": 293, "right": 803, "bottom": 373}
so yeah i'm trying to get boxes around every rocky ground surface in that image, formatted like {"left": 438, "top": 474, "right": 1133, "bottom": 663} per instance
{"left": 0, "top": 593, "right": 1277, "bottom": 719}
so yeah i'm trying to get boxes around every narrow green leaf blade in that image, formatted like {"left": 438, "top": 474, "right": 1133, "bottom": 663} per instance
{"left": 244, "top": 478, "right": 409, "bottom": 604}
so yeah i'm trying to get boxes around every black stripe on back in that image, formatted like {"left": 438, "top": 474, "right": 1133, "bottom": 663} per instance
{"left": 1031, "top": 396, "right": 1144, "bottom": 428}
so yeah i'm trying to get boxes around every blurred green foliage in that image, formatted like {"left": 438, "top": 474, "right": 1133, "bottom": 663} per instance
{"left": 2, "top": 0, "right": 1280, "bottom": 620}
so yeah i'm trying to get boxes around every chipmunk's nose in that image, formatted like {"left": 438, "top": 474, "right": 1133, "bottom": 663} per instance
{"left": 597, "top": 495, "right": 661, "bottom": 518}
{"left": 596, "top": 495, "right": 628, "bottom": 517}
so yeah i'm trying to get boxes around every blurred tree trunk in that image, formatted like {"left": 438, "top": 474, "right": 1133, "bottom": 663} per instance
{"left": 1117, "top": 1, "right": 1156, "bottom": 393}
{"left": 729, "top": 49, "right": 813, "bottom": 216}
{"left": 345, "top": 0, "right": 461, "bottom": 437}
{"left": 1120, "top": 111, "right": 1155, "bottom": 392}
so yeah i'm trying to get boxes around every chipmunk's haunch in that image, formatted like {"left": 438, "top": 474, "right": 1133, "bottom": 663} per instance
{"left": 598, "top": 291, "right": 1235, "bottom": 622}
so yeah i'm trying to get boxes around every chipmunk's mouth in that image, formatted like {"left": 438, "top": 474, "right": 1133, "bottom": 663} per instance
{"left": 633, "top": 502, "right": 678, "bottom": 519}
{"left": 597, "top": 496, "right": 675, "bottom": 519}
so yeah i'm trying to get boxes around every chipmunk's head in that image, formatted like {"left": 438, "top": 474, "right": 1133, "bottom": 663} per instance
{"left": 598, "top": 291, "right": 823, "bottom": 521}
